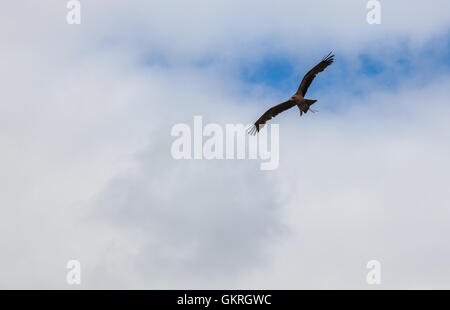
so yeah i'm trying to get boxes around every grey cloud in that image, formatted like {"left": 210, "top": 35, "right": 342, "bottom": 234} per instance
{"left": 89, "top": 134, "right": 285, "bottom": 288}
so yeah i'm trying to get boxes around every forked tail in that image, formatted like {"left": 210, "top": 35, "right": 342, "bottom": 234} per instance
{"left": 304, "top": 99, "right": 318, "bottom": 113}
{"left": 305, "top": 99, "right": 317, "bottom": 106}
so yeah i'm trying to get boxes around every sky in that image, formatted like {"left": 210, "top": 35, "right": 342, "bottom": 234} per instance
{"left": 0, "top": 0, "right": 450, "bottom": 289}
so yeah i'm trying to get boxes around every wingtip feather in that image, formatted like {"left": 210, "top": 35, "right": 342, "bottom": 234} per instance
{"left": 247, "top": 125, "right": 257, "bottom": 136}
{"left": 323, "top": 51, "right": 334, "bottom": 63}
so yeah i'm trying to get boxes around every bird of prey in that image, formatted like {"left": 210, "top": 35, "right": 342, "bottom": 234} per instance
{"left": 248, "top": 52, "right": 334, "bottom": 135}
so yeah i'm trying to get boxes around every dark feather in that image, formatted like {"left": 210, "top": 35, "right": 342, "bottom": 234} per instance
{"left": 296, "top": 52, "right": 334, "bottom": 97}
{"left": 247, "top": 100, "right": 296, "bottom": 135}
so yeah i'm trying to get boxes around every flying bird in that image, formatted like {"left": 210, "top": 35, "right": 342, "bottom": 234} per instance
{"left": 248, "top": 52, "right": 334, "bottom": 135}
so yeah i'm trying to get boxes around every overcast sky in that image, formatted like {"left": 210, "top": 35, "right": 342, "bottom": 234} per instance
{"left": 1, "top": 1, "right": 450, "bottom": 289}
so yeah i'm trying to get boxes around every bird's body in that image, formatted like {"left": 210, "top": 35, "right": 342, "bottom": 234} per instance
{"left": 290, "top": 94, "right": 317, "bottom": 116}
{"left": 248, "top": 52, "right": 334, "bottom": 135}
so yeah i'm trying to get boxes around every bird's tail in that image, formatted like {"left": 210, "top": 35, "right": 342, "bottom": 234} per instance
{"left": 305, "top": 99, "right": 317, "bottom": 106}
{"left": 305, "top": 99, "right": 318, "bottom": 113}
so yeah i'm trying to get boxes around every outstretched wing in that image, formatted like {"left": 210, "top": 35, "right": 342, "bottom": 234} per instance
{"left": 247, "top": 100, "right": 295, "bottom": 135}
{"left": 296, "top": 52, "right": 334, "bottom": 97}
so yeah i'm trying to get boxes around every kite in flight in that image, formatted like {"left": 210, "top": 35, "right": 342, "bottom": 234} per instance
{"left": 248, "top": 52, "right": 334, "bottom": 135}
